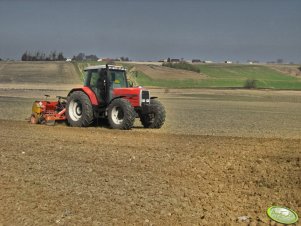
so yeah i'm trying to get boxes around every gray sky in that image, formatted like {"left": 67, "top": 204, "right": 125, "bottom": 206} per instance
{"left": 0, "top": 0, "right": 300, "bottom": 63}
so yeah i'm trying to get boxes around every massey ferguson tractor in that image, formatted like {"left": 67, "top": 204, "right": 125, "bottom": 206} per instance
{"left": 30, "top": 64, "right": 166, "bottom": 130}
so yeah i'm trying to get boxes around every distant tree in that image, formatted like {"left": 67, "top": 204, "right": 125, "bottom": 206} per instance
{"left": 21, "top": 52, "right": 28, "bottom": 61}
{"left": 72, "top": 53, "right": 85, "bottom": 61}
{"left": 167, "top": 57, "right": 171, "bottom": 63}
{"left": 244, "top": 79, "right": 257, "bottom": 89}
{"left": 163, "top": 61, "right": 200, "bottom": 73}
{"left": 277, "top": 59, "right": 284, "bottom": 64}
{"left": 41, "top": 52, "right": 46, "bottom": 61}
{"left": 120, "top": 56, "right": 129, "bottom": 61}
{"left": 35, "top": 51, "right": 41, "bottom": 61}
{"left": 57, "top": 52, "right": 66, "bottom": 61}
{"left": 21, "top": 50, "right": 66, "bottom": 61}
{"left": 0, "top": 58, "right": 2, "bottom": 61}
{"left": 50, "top": 51, "right": 57, "bottom": 61}
{"left": 85, "top": 54, "right": 98, "bottom": 61}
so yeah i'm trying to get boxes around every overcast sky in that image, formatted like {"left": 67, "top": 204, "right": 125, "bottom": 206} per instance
{"left": 0, "top": 0, "right": 300, "bottom": 63}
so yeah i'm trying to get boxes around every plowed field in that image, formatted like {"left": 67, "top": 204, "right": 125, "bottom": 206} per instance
{"left": 0, "top": 63, "right": 300, "bottom": 225}
{"left": 0, "top": 120, "right": 300, "bottom": 226}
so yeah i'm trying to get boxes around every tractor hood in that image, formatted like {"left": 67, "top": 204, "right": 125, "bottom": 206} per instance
{"left": 113, "top": 87, "right": 150, "bottom": 107}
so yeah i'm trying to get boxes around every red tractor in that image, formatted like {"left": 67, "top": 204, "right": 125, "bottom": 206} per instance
{"left": 30, "top": 64, "right": 166, "bottom": 130}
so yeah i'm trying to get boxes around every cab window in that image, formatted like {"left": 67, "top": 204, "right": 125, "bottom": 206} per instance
{"left": 110, "top": 70, "right": 127, "bottom": 88}
{"left": 87, "top": 70, "right": 105, "bottom": 102}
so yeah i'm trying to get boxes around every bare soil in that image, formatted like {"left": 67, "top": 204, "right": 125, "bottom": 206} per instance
{"left": 0, "top": 63, "right": 300, "bottom": 225}
{"left": 0, "top": 120, "right": 300, "bottom": 226}
{"left": 268, "top": 64, "right": 301, "bottom": 77}
{"left": 0, "top": 61, "right": 81, "bottom": 85}
{"left": 132, "top": 64, "right": 205, "bottom": 80}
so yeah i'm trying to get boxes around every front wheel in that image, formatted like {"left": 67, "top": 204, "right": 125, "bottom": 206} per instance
{"left": 140, "top": 99, "right": 166, "bottom": 128}
{"left": 107, "top": 98, "right": 136, "bottom": 130}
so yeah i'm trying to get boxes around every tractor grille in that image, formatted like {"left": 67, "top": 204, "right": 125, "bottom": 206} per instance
{"left": 141, "top": 90, "right": 150, "bottom": 105}
{"left": 141, "top": 90, "right": 150, "bottom": 100}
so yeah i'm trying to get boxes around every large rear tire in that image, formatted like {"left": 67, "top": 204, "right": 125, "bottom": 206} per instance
{"left": 66, "top": 91, "right": 94, "bottom": 127}
{"left": 107, "top": 98, "right": 135, "bottom": 130}
{"left": 140, "top": 99, "right": 166, "bottom": 128}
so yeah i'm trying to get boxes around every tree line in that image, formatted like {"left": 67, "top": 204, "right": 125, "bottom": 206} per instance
{"left": 21, "top": 51, "right": 66, "bottom": 61}
{"left": 71, "top": 52, "right": 130, "bottom": 62}
{"left": 163, "top": 61, "right": 201, "bottom": 73}
{"left": 71, "top": 53, "right": 98, "bottom": 61}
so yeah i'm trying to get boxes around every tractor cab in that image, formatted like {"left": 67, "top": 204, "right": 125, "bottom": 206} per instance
{"left": 83, "top": 65, "right": 128, "bottom": 104}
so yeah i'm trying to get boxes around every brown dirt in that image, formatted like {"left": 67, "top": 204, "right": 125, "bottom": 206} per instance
{"left": 0, "top": 62, "right": 301, "bottom": 225}
{"left": 0, "top": 61, "right": 81, "bottom": 85}
{"left": 0, "top": 120, "right": 300, "bottom": 226}
{"left": 268, "top": 64, "right": 301, "bottom": 77}
{"left": 132, "top": 64, "right": 205, "bottom": 80}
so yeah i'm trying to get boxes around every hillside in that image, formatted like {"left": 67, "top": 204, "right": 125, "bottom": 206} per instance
{"left": 0, "top": 61, "right": 81, "bottom": 90}
{"left": 128, "top": 63, "right": 301, "bottom": 90}
{"left": 1, "top": 61, "right": 300, "bottom": 90}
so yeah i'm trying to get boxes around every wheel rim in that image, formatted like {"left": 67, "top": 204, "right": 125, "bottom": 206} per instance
{"left": 69, "top": 99, "right": 82, "bottom": 121}
{"left": 111, "top": 106, "right": 124, "bottom": 125}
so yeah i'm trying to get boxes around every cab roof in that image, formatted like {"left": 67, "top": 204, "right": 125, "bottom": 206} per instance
{"left": 84, "top": 65, "right": 126, "bottom": 71}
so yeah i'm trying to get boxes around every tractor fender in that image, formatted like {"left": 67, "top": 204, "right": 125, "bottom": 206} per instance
{"left": 108, "top": 96, "right": 126, "bottom": 105}
{"left": 67, "top": 87, "right": 99, "bottom": 106}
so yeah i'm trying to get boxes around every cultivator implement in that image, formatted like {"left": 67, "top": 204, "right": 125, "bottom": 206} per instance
{"left": 29, "top": 95, "right": 67, "bottom": 125}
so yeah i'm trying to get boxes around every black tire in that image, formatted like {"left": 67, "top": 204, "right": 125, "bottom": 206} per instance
{"left": 66, "top": 91, "right": 94, "bottom": 127}
{"left": 107, "top": 98, "right": 135, "bottom": 130}
{"left": 140, "top": 99, "right": 166, "bottom": 128}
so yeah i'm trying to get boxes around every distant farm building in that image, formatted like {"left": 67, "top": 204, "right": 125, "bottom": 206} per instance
{"left": 224, "top": 61, "right": 233, "bottom": 64}
{"left": 247, "top": 60, "right": 260, "bottom": 64}
{"left": 98, "top": 58, "right": 116, "bottom": 62}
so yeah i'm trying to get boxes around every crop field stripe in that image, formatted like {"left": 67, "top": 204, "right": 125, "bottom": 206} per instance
{"left": 131, "top": 64, "right": 301, "bottom": 90}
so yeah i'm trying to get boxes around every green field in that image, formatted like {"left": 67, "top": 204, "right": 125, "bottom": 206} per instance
{"left": 134, "top": 64, "right": 301, "bottom": 89}
{"left": 73, "top": 62, "right": 301, "bottom": 90}
{"left": 198, "top": 64, "right": 301, "bottom": 89}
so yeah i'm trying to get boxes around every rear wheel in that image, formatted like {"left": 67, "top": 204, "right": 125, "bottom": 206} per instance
{"left": 66, "top": 91, "right": 94, "bottom": 127}
{"left": 140, "top": 99, "right": 166, "bottom": 128}
{"left": 107, "top": 98, "right": 135, "bottom": 130}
